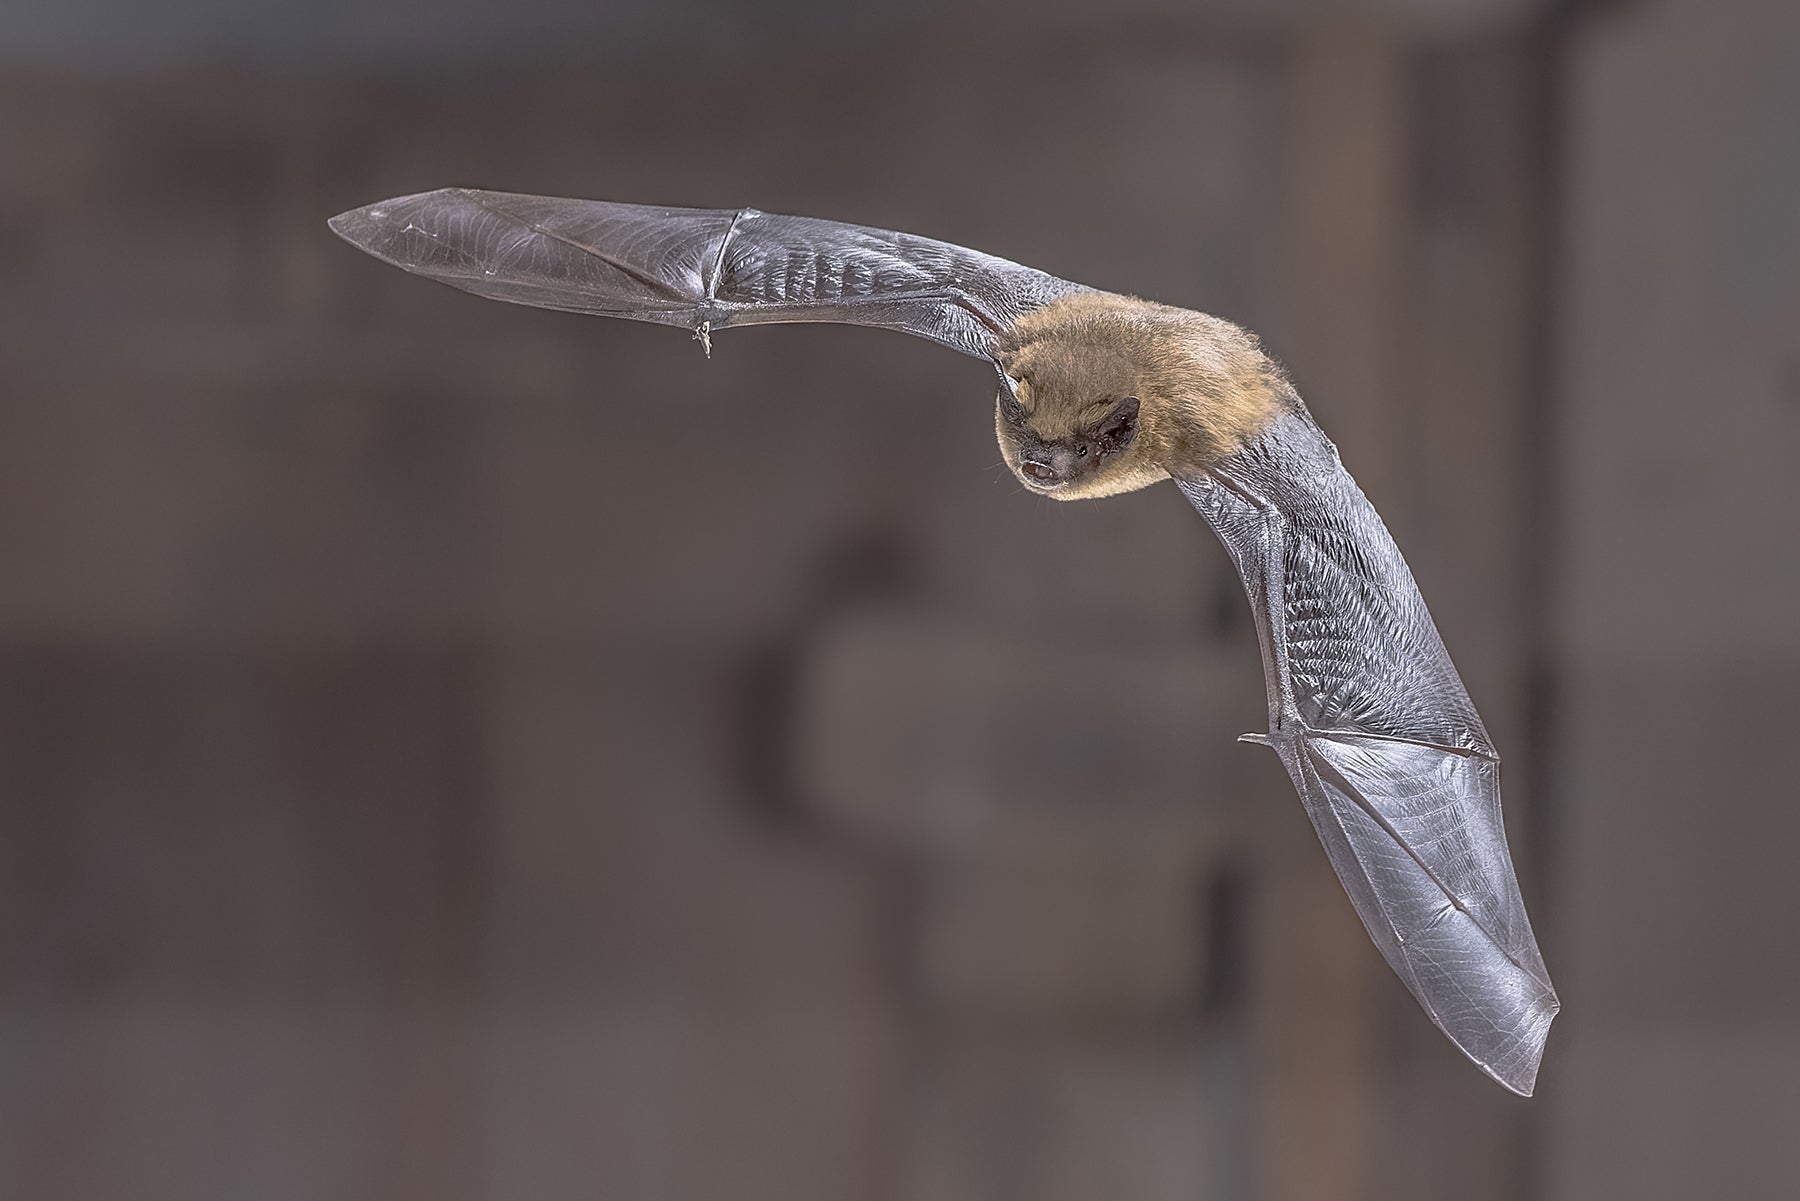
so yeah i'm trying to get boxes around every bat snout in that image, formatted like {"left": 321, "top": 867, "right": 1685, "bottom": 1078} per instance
{"left": 1018, "top": 445, "right": 1081, "bottom": 488}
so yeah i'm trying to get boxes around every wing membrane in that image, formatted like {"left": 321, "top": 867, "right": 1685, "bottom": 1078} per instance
{"left": 1180, "top": 404, "right": 1558, "bottom": 1095}
{"left": 328, "top": 188, "right": 1086, "bottom": 358}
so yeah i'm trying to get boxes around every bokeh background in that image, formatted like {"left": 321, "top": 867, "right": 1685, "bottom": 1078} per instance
{"left": 1, "top": 1, "right": 1795, "bottom": 1198}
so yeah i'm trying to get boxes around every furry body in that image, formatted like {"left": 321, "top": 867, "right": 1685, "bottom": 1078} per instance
{"left": 995, "top": 293, "right": 1288, "bottom": 499}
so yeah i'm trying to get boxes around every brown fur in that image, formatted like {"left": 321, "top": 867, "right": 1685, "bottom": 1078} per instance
{"left": 995, "top": 292, "right": 1286, "bottom": 500}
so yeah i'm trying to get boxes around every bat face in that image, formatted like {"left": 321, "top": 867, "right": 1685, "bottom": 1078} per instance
{"left": 995, "top": 383, "right": 1147, "bottom": 498}
{"left": 993, "top": 352, "right": 1172, "bottom": 501}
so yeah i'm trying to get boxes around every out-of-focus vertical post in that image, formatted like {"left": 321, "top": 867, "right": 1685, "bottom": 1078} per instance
{"left": 1253, "top": 28, "right": 1407, "bottom": 1201}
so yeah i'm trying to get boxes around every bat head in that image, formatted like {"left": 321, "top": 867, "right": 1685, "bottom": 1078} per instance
{"left": 992, "top": 306, "right": 1175, "bottom": 499}
{"left": 994, "top": 368, "right": 1162, "bottom": 500}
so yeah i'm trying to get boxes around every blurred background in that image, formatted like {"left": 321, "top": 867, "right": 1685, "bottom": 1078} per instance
{"left": 1, "top": 1, "right": 1796, "bottom": 1198}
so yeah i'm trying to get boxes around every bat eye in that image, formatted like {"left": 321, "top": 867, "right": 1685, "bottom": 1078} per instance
{"left": 1075, "top": 443, "right": 1089, "bottom": 458}
{"left": 1096, "top": 396, "right": 1140, "bottom": 450}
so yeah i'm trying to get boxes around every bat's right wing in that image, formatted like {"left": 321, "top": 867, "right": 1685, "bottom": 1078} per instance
{"left": 1178, "top": 403, "right": 1559, "bottom": 1096}
{"left": 329, "top": 188, "right": 1087, "bottom": 359}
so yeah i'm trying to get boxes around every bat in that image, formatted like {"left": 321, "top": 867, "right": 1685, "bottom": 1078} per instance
{"left": 328, "top": 188, "right": 1560, "bottom": 1095}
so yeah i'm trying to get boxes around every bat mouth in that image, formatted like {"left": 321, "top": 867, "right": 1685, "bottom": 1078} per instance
{"left": 1018, "top": 458, "right": 1068, "bottom": 490}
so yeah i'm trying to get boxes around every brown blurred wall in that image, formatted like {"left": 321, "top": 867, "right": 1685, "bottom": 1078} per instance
{"left": 0, "top": 2, "right": 1796, "bottom": 1199}
{"left": 1549, "top": 3, "right": 1800, "bottom": 1197}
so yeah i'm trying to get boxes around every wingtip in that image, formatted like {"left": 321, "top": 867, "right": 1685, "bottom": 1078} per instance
{"left": 1473, "top": 990, "right": 1559, "bottom": 1098}
{"left": 1492, "top": 1058, "right": 1540, "bottom": 1098}
{"left": 325, "top": 189, "right": 464, "bottom": 260}
{"left": 326, "top": 199, "right": 394, "bottom": 258}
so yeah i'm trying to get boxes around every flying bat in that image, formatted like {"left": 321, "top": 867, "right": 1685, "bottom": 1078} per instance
{"left": 328, "top": 188, "right": 1559, "bottom": 1095}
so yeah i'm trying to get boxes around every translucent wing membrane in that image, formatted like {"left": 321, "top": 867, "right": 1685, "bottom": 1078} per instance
{"left": 1180, "top": 406, "right": 1558, "bottom": 1095}
{"left": 329, "top": 188, "right": 1086, "bottom": 358}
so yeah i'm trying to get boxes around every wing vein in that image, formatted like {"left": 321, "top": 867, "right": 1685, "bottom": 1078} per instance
{"left": 460, "top": 190, "right": 681, "bottom": 299}
{"left": 1310, "top": 727, "right": 1499, "bottom": 764}
{"left": 705, "top": 207, "right": 751, "bottom": 301}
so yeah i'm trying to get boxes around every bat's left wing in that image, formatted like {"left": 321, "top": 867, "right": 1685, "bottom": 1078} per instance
{"left": 329, "top": 188, "right": 1087, "bottom": 359}
{"left": 1178, "top": 401, "right": 1559, "bottom": 1096}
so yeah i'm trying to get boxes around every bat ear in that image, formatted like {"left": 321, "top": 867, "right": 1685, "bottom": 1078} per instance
{"left": 992, "top": 359, "right": 1025, "bottom": 396}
